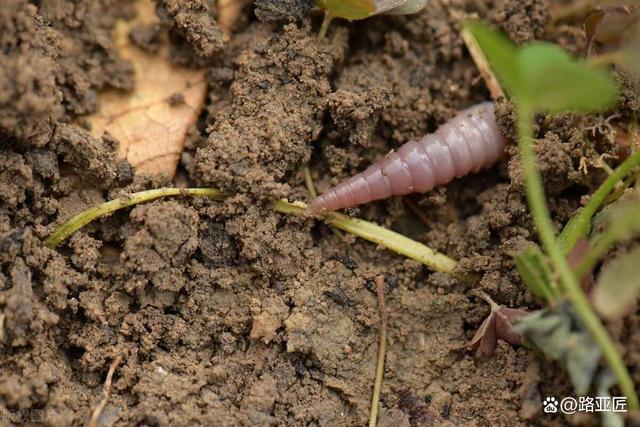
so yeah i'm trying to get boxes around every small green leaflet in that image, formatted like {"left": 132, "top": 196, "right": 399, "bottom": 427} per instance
{"left": 515, "top": 304, "right": 602, "bottom": 396}
{"left": 319, "top": 0, "right": 376, "bottom": 20}
{"left": 518, "top": 44, "right": 618, "bottom": 113}
{"left": 514, "top": 246, "right": 557, "bottom": 302}
{"left": 465, "top": 22, "right": 619, "bottom": 114}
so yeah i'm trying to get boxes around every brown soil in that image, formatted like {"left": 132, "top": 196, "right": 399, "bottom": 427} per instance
{"left": 0, "top": 0, "right": 638, "bottom": 426}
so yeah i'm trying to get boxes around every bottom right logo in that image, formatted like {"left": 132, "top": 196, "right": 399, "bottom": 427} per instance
{"left": 543, "top": 396, "right": 627, "bottom": 415}
{"left": 543, "top": 397, "right": 559, "bottom": 413}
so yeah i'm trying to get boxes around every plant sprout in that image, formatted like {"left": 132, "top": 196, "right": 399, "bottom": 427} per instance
{"left": 467, "top": 21, "right": 639, "bottom": 409}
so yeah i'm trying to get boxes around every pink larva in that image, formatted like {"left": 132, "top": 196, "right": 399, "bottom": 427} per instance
{"left": 308, "top": 102, "right": 507, "bottom": 213}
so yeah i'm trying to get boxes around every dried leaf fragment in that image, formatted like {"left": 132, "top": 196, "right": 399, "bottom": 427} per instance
{"left": 86, "top": 0, "right": 207, "bottom": 177}
{"left": 585, "top": 6, "right": 638, "bottom": 57}
{"left": 592, "top": 246, "right": 640, "bottom": 320}
{"left": 218, "top": 0, "right": 249, "bottom": 36}
{"left": 566, "top": 237, "right": 594, "bottom": 290}
{"left": 468, "top": 291, "right": 528, "bottom": 357}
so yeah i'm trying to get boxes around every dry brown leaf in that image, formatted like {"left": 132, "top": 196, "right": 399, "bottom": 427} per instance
{"left": 86, "top": 0, "right": 207, "bottom": 177}
{"left": 585, "top": 6, "right": 638, "bottom": 57}
{"left": 218, "top": 0, "right": 248, "bottom": 38}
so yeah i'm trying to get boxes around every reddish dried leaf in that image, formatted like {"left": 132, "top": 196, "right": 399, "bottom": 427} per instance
{"left": 566, "top": 237, "right": 595, "bottom": 290}
{"left": 469, "top": 313, "right": 498, "bottom": 357}
{"left": 469, "top": 294, "right": 529, "bottom": 357}
{"left": 495, "top": 308, "right": 529, "bottom": 346}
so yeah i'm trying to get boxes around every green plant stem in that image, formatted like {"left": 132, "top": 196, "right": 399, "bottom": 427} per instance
{"left": 632, "top": 113, "right": 638, "bottom": 153}
{"left": 558, "top": 150, "right": 640, "bottom": 252}
{"left": 575, "top": 202, "right": 640, "bottom": 278}
{"left": 605, "top": 168, "right": 640, "bottom": 204}
{"left": 317, "top": 10, "right": 333, "bottom": 41}
{"left": 273, "top": 200, "right": 463, "bottom": 278}
{"left": 517, "top": 106, "right": 639, "bottom": 409}
{"left": 44, "top": 188, "right": 227, "bottom": 248}
{"left": 302, "top": 166, "right": 318, "bottom": 198}
{"left": 46, "top": 188, "right": 463, "bottom": 279}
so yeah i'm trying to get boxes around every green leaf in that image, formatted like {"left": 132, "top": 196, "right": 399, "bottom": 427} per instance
{"left": 321, "top": 0, "right": 376, "bottom": 20}
{"left": 515, "top": 303, "right": 602, "bottom": 396}
{"left": 566, "top": 332, "right": 603, "bottom": 395}
{"left": 592, "top": 246, "right": 640, "bottom": 320}
{"left": 465, "top": 22, "right": 619, "bottom": 114}
{"left": 514, "top": 246, "right": 557, "bottom": 301}
{"left": 557, "top": 152, "right": 640, "bottom": 253}
{"left": 518, "top": 43, "right": 618, "bottom": 113}
{"left": 597, "top": 371, "right": 625, "bottom": 427}
{"left": 574, "top": 197, "right": 640, "bottom": 278}
{"left": 465, "top": 22, "right": 522, "bottom": 97}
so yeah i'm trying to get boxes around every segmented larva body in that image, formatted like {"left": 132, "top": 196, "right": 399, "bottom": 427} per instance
{"left": 308, "top": 102, "right": 507, "bottom": 213}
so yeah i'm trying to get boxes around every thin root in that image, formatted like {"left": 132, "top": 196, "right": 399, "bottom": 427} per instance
{"left": 369, "top": 276, "right": 388, "bottom": 427}
{"left": 86, "top": 355, "right": 122, "bottom": 427}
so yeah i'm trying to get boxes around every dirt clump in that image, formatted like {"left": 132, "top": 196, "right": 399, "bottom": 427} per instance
{"left": 193, "top": 23, "right": 348, "bottom": 199}
{"left": 155, "top": 0, "right": 225, "bottom": 64}
{"left": 55, "top": 124, "right": 132, "bottom": 189}
{"left": 254, "top": 0, "right": 316, "bottom": 22}
{"left": 38, "top": 0, "right": 136, "bottom": 115}
{"left": 0, "top": 1, "right": 63, "bottom": 148}
{"left": 491, "top": 0, "right": 551, "bottom": 43}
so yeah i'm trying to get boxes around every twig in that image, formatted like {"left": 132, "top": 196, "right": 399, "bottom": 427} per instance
{"left": 274, "top": 200, "right": 464, "bottom": 278}
{"left": 87, "top": 356, "right": 122, "bottom": 427}
{"left": 471, "top": 289, "right": 501, "bottom": 311}
{"left": 595, "top": 156, "right": 616, "bottom": 176}
{"left": 369, "top": 276, "right": 388, "bottom": 427}
{"left": 461, "top": 27, "right": 506, "bottom": 100}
